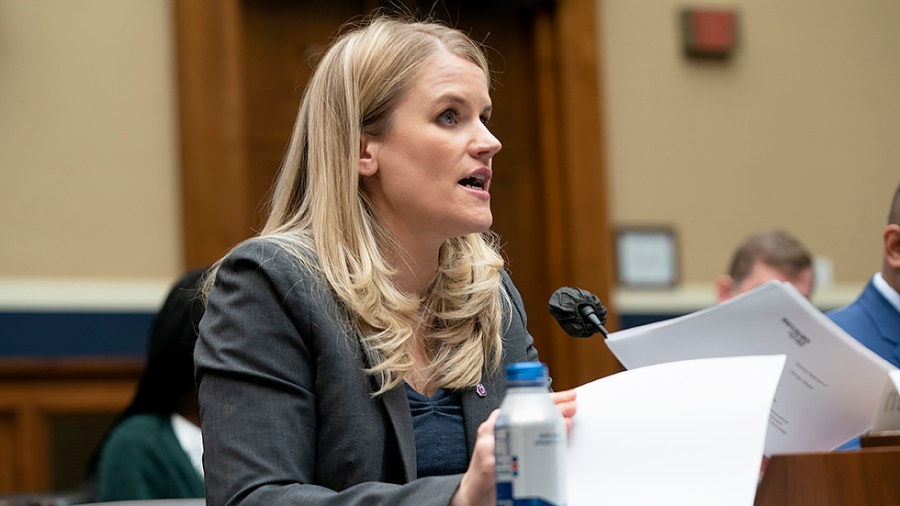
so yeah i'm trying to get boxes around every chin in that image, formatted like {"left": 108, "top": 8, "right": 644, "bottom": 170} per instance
{"left": 449, "top": 220, "right": 493, "bottom": 239}
{"left": 443, "top": 210, "right": 492, "bottom": 238}
{"left": 472, "top": 215, "right": 493, "bottom": 234}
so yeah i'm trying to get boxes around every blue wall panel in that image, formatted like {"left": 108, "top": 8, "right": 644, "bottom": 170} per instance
{"left": 0, "top": 312, "right": 154, "bottom": 357}
{"left": 0, "top": 311, "right": 677, "bottom": 357}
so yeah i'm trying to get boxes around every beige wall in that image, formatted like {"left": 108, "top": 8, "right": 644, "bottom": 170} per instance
{"left": 600, "top": 0, "right": 900, "bottom": 287}
{"left": 1, "top": 1, "right": 897, "bottom": 294}
{"left": 0, "top": 0, "right": 180, "bottom": 280}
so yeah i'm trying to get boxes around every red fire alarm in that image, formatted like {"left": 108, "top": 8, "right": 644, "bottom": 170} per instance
{"left": 681, "top": 8, "right": 739, "bottom": 59}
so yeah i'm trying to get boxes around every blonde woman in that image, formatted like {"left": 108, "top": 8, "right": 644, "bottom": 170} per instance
{"left": 195, "top": 16, "right": 576, "bottom": 506}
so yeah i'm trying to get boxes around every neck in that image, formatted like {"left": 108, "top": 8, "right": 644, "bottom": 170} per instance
{"left": 882, "top": 267, "right": 900, "bottom": 295}
{"left": 393, "top": 252, "right": 439, "bottom": 297}
{"left": 385, "top": 231, "right": 443, "bottom": 297}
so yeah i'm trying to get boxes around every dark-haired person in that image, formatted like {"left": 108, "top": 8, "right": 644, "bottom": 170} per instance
{"left": 715, "top": 229, "right": 815, "bottom": 303}
{"left": 88, "top": 268, "right": 207, "bottom": 501}
{"left": 195, "top": 16, "right": 576, "bottom": 506}
{"left": 828, "top": 183, "right": 900, "bottom": 368}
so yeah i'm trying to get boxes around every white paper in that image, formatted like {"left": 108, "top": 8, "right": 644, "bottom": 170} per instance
{"left": 567, "top": 355, "right": 785, "bottom": 506}
{"left": 873, "top": 370, "right": 900, "bottom": 431}
{"left": 606, "top": 280, "right": 897, "bottom": 455}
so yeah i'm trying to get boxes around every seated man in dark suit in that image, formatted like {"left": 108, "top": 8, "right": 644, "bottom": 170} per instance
{"left": 828, "top": 182, "right": 900, "bottom": 368}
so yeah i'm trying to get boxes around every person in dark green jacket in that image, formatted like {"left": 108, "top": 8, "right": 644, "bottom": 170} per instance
{"left": 86, "top": 268, "right": 207, "bottom": 501}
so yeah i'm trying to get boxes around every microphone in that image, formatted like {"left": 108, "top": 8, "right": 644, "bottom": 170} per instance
{"left": 548, "top": 287, "right": 609, "bottom": 338}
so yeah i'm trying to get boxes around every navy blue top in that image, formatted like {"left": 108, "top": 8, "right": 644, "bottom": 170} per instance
{"left": 405, "top": 383, "right": 467, "bottom": 477}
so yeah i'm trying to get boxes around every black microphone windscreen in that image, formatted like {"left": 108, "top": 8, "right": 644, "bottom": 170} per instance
{"left": 548, "top": 287, "right": 608, "bottom": 338}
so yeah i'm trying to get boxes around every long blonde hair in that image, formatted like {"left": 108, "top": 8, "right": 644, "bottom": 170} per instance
{"left": 209, "top": 16, "right": 507, "bottom": 395}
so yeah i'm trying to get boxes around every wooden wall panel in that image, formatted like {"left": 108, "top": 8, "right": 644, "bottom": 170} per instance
{"left": 0, "top": 360, "right": 140, "bottom": 494}
{"left": 174, "top": 0, "right": 253, "bottom": 269}
{"left": 539, "top": 0, "right": 623, "bottom": 387}
{"left": 0, "top": 413, "right": 14, "bottom": 491}
{"left": 241, "top": 0, "right": 363, "bottom": 228}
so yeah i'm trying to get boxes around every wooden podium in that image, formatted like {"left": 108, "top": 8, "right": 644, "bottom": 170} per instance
{"left": 754, "top": 433, "right": 900, "bottom": 505}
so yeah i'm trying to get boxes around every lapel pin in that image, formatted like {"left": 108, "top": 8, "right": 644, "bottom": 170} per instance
{"left": 476, "top": 383, "right": 487, "bottom": 397}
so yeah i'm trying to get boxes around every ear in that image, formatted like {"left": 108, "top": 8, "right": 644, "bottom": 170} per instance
{"left": 359, "top": 133, "right": 379, "bottom": 177}
{"left": 715, "top": 274, "right": 735, "bottom": 304}
{"left": 885, "top": 224, "right": 900, "bottom": 269}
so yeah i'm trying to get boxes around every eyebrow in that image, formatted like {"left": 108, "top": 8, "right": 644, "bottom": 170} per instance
{"left": 435, "top": 93, "right": 492, "bottom": 115}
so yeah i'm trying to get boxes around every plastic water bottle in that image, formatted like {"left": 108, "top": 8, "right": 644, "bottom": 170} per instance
{"left": 495, "top": 361, "right": 567, "bottom": 506}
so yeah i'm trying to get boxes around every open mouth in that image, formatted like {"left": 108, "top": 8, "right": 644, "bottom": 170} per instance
{"left": 458, "top": 175, "right": 486, "bottom": 190}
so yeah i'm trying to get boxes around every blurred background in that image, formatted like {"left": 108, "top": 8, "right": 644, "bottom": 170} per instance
{"left": 1, "top": 0, "right": 897, "bottom": 497}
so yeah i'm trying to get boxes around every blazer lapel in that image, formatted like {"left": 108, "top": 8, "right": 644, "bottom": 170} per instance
{"left": 874, "top": 301, "right": 900, "bottom": 366}
{"left": 862, "top": 281, "right": 900, "bottom": 366}
{"left": 381, "top": 384, "right": 417, "bottom": 482}
{"left": 461, "top": 370, "right": 505, "bottom": 456}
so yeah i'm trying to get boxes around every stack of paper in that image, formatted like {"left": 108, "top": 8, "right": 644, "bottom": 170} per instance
{"left": 604, "top": 280, "right": 897, "bottom": 455}
{"left": 873, "top": 370, "right": 900, "bottom": 431}
{"left": 568, "top": 355, "right": 785, "bottom": 506}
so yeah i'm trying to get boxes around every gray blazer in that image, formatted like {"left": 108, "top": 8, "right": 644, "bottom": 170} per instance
{"left": 195, "top": 239, "right": 539, "bottom": 505}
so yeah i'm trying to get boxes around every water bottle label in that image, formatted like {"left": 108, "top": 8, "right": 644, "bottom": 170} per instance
{"left": 495, "top": 423, "right": 566, "bottom": 506}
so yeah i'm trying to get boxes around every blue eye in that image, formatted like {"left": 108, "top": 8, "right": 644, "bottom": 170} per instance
{"left": 438, "top": 110, "right": 458, "bottom": 125}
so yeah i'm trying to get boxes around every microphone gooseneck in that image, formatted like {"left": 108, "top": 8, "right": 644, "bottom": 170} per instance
{"left": 548, "top": 287, "right": 609, "bottom": 338}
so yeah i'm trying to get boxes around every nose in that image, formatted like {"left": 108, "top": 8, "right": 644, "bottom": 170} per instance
{"left": 471, "top": 123, "right": 502, "bottom": 160}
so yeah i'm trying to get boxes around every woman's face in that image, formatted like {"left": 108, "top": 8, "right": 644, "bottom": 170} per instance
{"left": 360, "top": 50, "right": 502, "bottom": 255}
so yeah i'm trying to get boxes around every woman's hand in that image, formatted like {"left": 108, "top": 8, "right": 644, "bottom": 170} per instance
{"left": 550, "top": 389, "right": 577, "bottom": 431}
{"left": 451, "top": 409, "right": 500, "bottom": 506}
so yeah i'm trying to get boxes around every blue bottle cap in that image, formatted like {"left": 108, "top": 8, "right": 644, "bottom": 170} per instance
{"left": 506, "top": 361, "right": 548, "bottom": 384}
